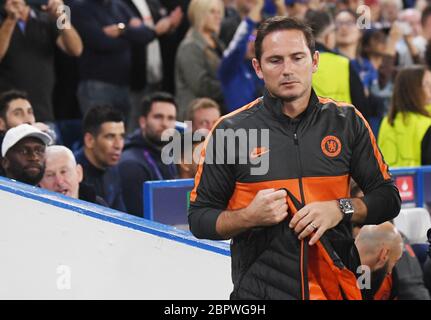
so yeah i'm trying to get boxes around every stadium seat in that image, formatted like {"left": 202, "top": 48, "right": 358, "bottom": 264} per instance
{"left": 394, "top": 208, "right": 431, "bottom": 244}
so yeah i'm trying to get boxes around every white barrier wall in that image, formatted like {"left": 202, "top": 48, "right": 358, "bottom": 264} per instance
{"left": 0, "top": 177, "right": 232, "bottom": 299}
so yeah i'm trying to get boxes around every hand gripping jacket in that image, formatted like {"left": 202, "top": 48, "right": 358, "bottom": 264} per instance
{"left": 188, "top": 89, "right": 401, "bottom": 300}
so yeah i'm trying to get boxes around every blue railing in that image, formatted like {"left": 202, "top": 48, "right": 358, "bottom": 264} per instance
{"left": 142, "top": 166, "right": 431, "bottom": 224}
{"left": 143, "top": 179, "right": 194, "bottom": 224}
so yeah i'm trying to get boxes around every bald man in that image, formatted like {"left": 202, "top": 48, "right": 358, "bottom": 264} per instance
{"left": 39, "top": 145, "right": 107, "bottom": 206}
{"left": 352, "top": 184, "right": 430, "bottom": 300}
{"left": 355, "top": 222, "right": 403, "bottom": 299}
{"left": 356, "top": 222, "right": 431, "bottom": 300}
{"left": 356, "top": 222, "right": 403, "bottom": 275}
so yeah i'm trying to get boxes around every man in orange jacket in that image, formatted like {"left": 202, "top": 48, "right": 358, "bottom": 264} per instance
{"left": 188, "top": 16, "right": 401, "bottom": 300}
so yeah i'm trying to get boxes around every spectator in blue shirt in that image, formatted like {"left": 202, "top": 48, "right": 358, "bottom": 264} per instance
{"left": 218, "top": 0, "right": 264, "bottom": 113}
{"left": 119, "top": 92, "right": 178, "bottom": 217}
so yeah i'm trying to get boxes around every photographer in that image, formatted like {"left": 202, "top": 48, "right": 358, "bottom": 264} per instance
{"left": 0, "top": 0, "right": 82, "bottom": 124}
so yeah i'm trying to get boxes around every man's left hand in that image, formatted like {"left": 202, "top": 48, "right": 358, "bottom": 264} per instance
{"left": 289, "top": 200, "right": 343, "bottom": 245}
{"left": 42, "top": 0, "right": 64, "bottom": 19}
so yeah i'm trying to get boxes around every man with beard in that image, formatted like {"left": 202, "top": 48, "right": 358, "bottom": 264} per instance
{"left": 0, "top": 90, "right": 57, "bottom": 176}
{"left": 75, "top": 105, "right": 126, "bottom": 212}
{"left": 119, "top": 92, "right": 178, "bottom": 217}
{"left": 1, "top": 123, "right": 52, "bottom": 185}
{"left": 355, "top": 222, "right": 404, "bottom": 299}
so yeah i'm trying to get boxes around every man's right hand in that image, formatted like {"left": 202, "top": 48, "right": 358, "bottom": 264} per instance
{"left": 169, "top": 6, "right": 183, "bottom": 30}
{"left": 154, "top": 17, "right": 171, "bottom": 36}
{"left": 103, "top": 24, "right": 122, "bottom": 38}
{"left": 214, "top": 188, "right": 288, "bottom": 239}
{"left": 241, "top": 188, "right": 289, "bottom": 228}
{"left": 5, "top": 0, "right": 20, "bottom": 20}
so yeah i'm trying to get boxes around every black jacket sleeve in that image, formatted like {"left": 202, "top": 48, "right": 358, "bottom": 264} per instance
{"left": 188, "top": 121, "right": 236, "bottom": 240}
{"left": 350, "top": 109, "right": 401, "bottom": 225}
{"left": 421, "top": 127, "right": 431, "bottom": 165}
{"left": 394, "top": 240, "right": 431, "bottom": 300}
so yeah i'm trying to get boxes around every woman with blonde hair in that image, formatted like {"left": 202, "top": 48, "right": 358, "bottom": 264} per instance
{"left": 378, "top": 65, "right": 431, "bottom": 167}
{"left": 175, "top": 0, "right": 225, "bottom": 120}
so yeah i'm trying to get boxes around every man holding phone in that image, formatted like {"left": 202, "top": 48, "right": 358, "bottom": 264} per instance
{"left": 0, "top": 0, "right": 82, "bottom": 124}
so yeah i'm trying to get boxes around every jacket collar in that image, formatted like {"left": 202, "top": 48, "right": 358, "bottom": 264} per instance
{"left": 76, "top": 148, "right": 107, "bottom": 175}
{"left": 263, "top": 88, "right": 320, "bottom": 125}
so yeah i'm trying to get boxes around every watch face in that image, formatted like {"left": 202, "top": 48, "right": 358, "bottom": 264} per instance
{"left": 340, "top": 199, "right": 354, "bottom": 214}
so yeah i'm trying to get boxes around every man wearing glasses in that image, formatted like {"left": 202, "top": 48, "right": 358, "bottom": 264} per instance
{"left": 1, "top": 123, "right": 52, "bottom": 186}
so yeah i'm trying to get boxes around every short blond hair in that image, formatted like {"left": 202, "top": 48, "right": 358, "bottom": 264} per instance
{"left": 188, "top": 0, "right": 224, "bottom": 31}
{"left": 187, "top": 98, "right": 221, "bottom": 122}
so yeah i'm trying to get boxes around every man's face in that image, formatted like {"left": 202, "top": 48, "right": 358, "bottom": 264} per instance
{"left": 192, "top": 107, "right": 220, "bottom": 133}
{"left": 0, "top": 98, "right": 35, "bottom": 131}
{"left": 140, "top": 102, "right": 176, "bottom": 145}
{"left": 253, "top": 29, "right": 319, "bottom": 103}
{"left": 371, "top": 243, "right": 402, "bottom": 290}
{"left": 2, "top": 137, "right": 45, "bottom": 185}
{"left": 86, "top": 121, "right": 125, "bottom": 168}
{"left": 39, "top": 151, "right": 83, "bottom": 199}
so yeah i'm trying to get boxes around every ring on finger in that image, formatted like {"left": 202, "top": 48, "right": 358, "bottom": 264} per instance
{"left": 309, "top": 222, "right": 318, "bottom": 230}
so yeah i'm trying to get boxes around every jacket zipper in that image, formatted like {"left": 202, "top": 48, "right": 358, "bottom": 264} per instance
{"left": 293, "top": 130, "right": 310, "bottom": 300}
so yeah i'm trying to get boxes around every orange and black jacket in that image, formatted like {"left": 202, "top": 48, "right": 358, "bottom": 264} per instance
{"left": 188, "top": 89, "right": 401, "bottom": 300}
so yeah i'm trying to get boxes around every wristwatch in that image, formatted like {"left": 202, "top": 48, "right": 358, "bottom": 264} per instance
{"left": 338, "top": 198, "right": 354, "bottom": 223}
{"left": 117, "top": 22, "right": 126, "bottom": 35}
